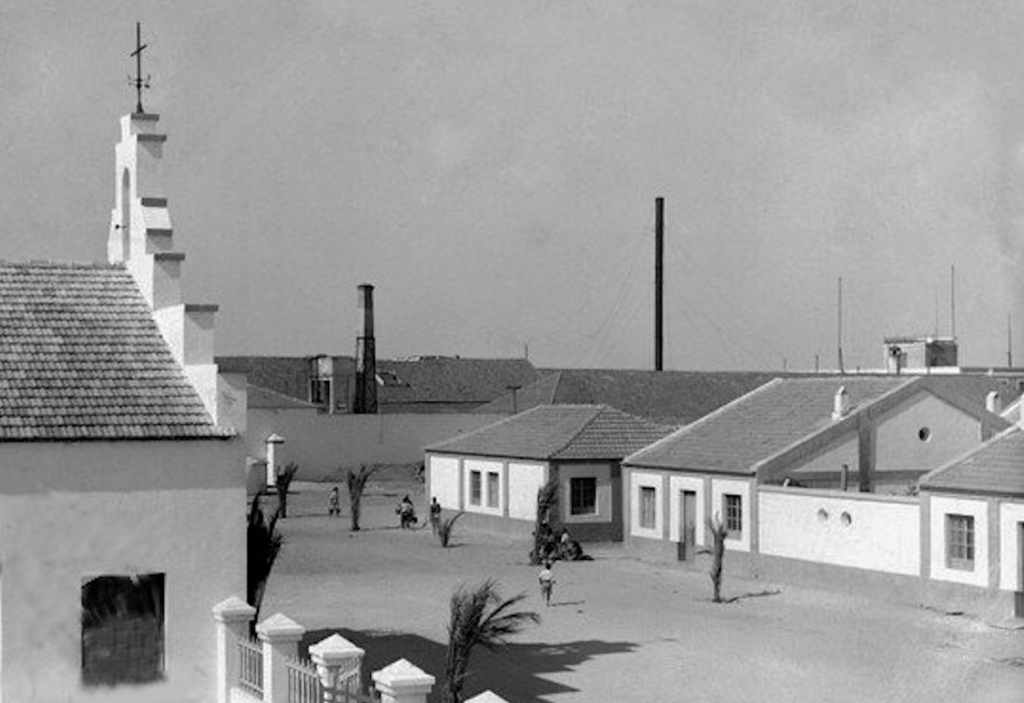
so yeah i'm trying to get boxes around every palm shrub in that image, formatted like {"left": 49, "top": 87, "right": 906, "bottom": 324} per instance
{"left": 436, "top": 511, "right": 465, "bottom": 548}
{"left": 246, "top": 495, "right": 283, "bottom": 628}
{"left": 275, "top": 462, "right": 299, "bottom": 518}
{"left": 529, "top": 477, "right": 560, "bottom": 565}
{"left": 705, "top": 516, "right": 728, "bottom": 603}
{"left": 345, "top": 464, "right": 379, "bottom": 532}
{"left": 442, "top": 580, "right": 540, "bottom": 703}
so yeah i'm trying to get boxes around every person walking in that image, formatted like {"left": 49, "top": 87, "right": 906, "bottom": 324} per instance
{"left": 538, "top": 560, "right": 555, "bottom": 607}
{"left": 429, "top": 496, "right": 442, "bottom": 534}
{"left": 327, "top": 486, "right": 341, "bottom": 517}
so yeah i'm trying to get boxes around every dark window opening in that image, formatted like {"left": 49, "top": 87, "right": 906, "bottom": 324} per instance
{"left": 570, "top": 477, "right": 598, "bottom": 516}
{"left": 82, "top": 574, "right": 165, "bottom": 686}
{"left": 724, "top": 494, "right": 743, "bottom": 538}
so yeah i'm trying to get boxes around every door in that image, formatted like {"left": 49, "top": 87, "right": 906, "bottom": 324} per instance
{"left": 1016, "top": 523, "right": 1024, "bottom": 619}
{"left": 678, "top": 491, "right": 697, "bottom": 561}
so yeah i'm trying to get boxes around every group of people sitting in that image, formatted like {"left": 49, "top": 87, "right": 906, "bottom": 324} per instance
{"left": 534, "top": 522, "right": 587, "bottom": 562}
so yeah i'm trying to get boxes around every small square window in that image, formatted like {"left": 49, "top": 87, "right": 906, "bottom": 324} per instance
{"left": 82, "top": 574, "right": 165, "bottom": 686}
{"left": 639, "top": 486, "right": 657, "bottom": 529}
{"left": 724, "top": 494, "right": 743, "bottom": 538}
{"left": 469, "top": 471, "right": 482, "bottom": 506}
{"left": 486, "top": 472, "right": 500, "bottom": 508}
{"left": 570, "top": 477, "right": 597, "bottom": 516}
{"left": 946, "top": 514, "right": 975, "bottom": 570}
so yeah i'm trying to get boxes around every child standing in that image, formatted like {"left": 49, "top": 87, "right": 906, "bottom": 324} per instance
{"left": 327, "top": 486, "right": 340, "bottom": 517}
{"left": 538, "top": 561, "right": 555, "bottom": 607}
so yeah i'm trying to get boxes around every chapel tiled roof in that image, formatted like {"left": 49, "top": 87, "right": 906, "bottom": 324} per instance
{"left": 919, "top": 426, "right": 1024, "bottom": 496}
{"left": 0, "top": 260, "right": 225, "bottom": 441}
{"left": 625, "top": 377, "right": 909, "bottom": 473}
{"left": 476, "top": 369, "right": 781, "bottom": 424}
{"left": 426, "top": 404, "right": 675, "bottom": 461}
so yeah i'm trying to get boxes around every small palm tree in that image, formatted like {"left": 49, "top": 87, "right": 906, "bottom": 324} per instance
{"left": 436, "top": 511, "right": 465, "bottom": 548}
{"left": 246, "top": 495, "right": 284, "bottom": 628}
{"left": 442, "top": 580, "right": 539, "bottom": 703}
{"left": 704, "top": 516, "right": 728, "bottom": 603}
{"left": 346, "top": 464, "right": 379, "bottom": 532}
{"left": 275, "top": 462, "right": 299, "bottom": 518}
{"left": 529, "top": 478, "right": 559, "bottom": 565}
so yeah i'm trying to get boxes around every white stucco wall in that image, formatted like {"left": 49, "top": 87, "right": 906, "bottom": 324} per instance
{"left": 875, "top": 393, "right": 982, "bottom": 474}
{"left": 929, "top": 496, "right": 990, "bottom": 587}
{"left": 630, "top": 472, "right": 663, "bottom": 539}
{"left": 463, "top": 459, "right": 504, "bottom": 516}
{"left": 668, "top": 475, "right": 706, "bottom": 546}
{"left": 559, "top": 463, "right": 612, "bottom": 525}
{"left": 999, "top": 502, "right": 1024, "bottom": 591}
{"left": 508, "top": 462, "right": 547, "bottom": 521}
{"left": 787, "top": 434, "right": 859, "bottom": 478}
{"left": 250, "top": 409, "right": 503, "bottom": 479}
{"left": 759, "top": 489, "right": 920, "bottom": 575}
{"left": 427, "top": 455, "right": 461, "bottom": 510}
{"left": 0, "top": 439, "right": 245, "bottom": 703}
{"left": 711, "top": 478, "right": 752, "bottom": 552}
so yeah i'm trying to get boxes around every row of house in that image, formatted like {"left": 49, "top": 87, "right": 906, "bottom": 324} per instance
{"left": 426, "top": 374, "right": 1024, "bottom": 618}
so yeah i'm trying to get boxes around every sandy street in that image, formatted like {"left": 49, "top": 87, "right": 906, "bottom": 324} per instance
{"left": 260, "top": 478, "right": 1024, "bottom": 703}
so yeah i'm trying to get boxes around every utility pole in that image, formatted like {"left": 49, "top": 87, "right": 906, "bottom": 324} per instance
{"left": 655, "top": 197, "right": 664, "bottom": 371}
{"left": 1008, "top": 314, "right": 1014, "bottom": 368}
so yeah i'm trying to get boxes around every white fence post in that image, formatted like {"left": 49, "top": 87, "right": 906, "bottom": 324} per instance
{"left": 465, "top": 693, "right": 511, "bottom": 703}
{"left": 212, "top": 596, "right": 256, "bottom": 703}
{"left": 257, "top": 613, "right": 306, "bottom": 703}
{"left": 309, "top": 633, "right": 366, "bottom": 702}
{"left": 372, "top": 659, "right": 435, "bottom": 703}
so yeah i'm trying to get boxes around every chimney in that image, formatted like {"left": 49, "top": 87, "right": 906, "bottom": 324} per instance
{"left": 354, "top": 284, "right": 378, "bottom": 414}
{"left": 832, "top": 386, "right": 850, "bottom": 421}
{"left": 985, "top": 391, "right": 1002, "bottom": 415}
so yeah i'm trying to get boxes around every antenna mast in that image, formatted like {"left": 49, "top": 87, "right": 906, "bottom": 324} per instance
{"left": 1008, "top": 314, "right": 1014, "bottom": 368}
{"left": 837, "top": 277, "right": 845, "bottom": 374}
{"left": 950, "top": 263, "right": 956, "bottom": 339}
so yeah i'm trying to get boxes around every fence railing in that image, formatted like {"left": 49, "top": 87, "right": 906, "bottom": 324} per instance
{"left": 214, "top": 596, "right": 507, "bottom": 703}
{"left": 239, "top": 634, "right": 264, "bottom": 698}
{"left": 286, "top": 656, "right": 320, "bottom": 703}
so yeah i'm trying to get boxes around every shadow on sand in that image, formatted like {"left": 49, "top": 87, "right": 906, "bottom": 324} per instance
{"left": 301, "top": 628, "right": 636, "bottom": 702}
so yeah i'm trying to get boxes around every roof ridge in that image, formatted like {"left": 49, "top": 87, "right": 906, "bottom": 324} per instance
{"left": 624, "top": 377, "right": 783, "bottom": 465}
{"left": 548, "top": 405, "right": 606, "bottom": 456}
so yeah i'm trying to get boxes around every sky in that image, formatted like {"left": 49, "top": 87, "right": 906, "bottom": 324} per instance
{"left": 2, "top": 1, "right": 1023, "bottom": 372}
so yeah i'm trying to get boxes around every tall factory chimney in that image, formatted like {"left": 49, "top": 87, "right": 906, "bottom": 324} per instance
{"left": 354, "top": 284, "right": 378, "bottom": 414}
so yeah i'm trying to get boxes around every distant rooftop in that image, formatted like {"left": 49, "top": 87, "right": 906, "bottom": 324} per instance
{"left": 427, "top": 404, "right": 676, "bottom": 461}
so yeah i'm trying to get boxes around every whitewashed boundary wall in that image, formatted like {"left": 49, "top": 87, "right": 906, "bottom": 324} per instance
{"left": 758, "top": 486, "right": 920, "bottom": 576}
{"left": 246, "top": 410, "right": 505, "bottom": 479}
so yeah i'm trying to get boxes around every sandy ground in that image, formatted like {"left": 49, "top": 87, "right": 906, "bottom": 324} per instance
{"left": 260, "top": 475, "right": 1024, "bottom": 703}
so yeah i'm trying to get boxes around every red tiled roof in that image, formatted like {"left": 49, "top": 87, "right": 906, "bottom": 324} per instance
{"left": 920, "top": 426, "right": 1024, "bottom": 496}
{"left": 426, "top": 404, "right": 675, "bottom": 461}
{"left": 625, "top": 377, "right": 909, "bottom": 473}
{"left": 0, "top": 261, "right": 225, "bottom": 441}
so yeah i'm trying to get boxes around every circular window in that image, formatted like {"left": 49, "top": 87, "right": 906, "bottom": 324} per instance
{"left": 817, "top": 508, "right": 829, "bottom": 522}
{"left": 840, "top": 511, "right": 852, "bottom": 526}
{"left": 918, "top": 427, "right": 931, "bottom": 442}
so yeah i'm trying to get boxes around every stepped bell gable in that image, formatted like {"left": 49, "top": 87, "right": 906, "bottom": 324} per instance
{"left": 107, "top": 110, "right": 227, "bottom": 425}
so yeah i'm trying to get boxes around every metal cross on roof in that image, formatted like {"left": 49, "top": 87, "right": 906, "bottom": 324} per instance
{"left": 129, "top": 22, "right": 150, "bottom": 114}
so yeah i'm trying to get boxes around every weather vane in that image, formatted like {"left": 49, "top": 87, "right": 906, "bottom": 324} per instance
{"left": 128, "top": 22, "right": 150, "bottom": 114}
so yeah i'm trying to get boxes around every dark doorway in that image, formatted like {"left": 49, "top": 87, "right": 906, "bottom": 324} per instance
{"left": 677, "top": 490, "right": 697, "bottom": 561}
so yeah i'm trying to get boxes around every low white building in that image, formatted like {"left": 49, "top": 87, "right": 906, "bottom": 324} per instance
{"left": 0, "top": 108, "right": 245, "bottom": 701}
{"left": 426, "top": 405, "right": 674, "bottom": 541}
